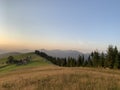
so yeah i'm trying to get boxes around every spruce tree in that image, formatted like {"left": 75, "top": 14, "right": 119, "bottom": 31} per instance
{"left": 114, "top": 52, "right": 120, "bottom": 69}
{"left": 87, "top": 56, "right": 93, "bottom": 67}
{"left": 91, "top": 51, "right": 100, "bottom": 67}
{"left": 106, "top": 45, "right": 118, "bottom": 69}
{"left": 77, "top": 55, "right": 82, "bottom": 66}
{"left": 106, "top": 45, "right": 114, "bottom": 68}
{"left": 100, "top": 52, "right": 105, "bottom": 67}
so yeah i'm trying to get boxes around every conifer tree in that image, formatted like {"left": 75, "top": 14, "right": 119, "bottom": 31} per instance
{"left": 100, "top": 52, "right": 105, "bottom": 67}
{"left": 77, "top": 55, "right": 82, "bottom": 66}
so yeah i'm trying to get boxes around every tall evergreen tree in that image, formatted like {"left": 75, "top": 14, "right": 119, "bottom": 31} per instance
{"left": 81, "top": 55, "right": 85, "bottom": 66}
{"left": 91, "top": 51, "right": 100, "bottom": 67}
{"left": 100, "top": 52, "right": 105, "bottom": 67}
{"left": 67, "top": 57, "right": 76, "bottom": 67}
{"left": 106, "top": 45, "right": 118, "bottom": 68}
{"left": 77, "top": 55, "right": 82, "bottom": 66}
{"left": 114, "top": 52, "right": 120, "bottom": 69}
{"left": 106, "top": 45, "right": 114, "bottom": 68}
{"left": 87, "top": 56, "right": 93, "bottom": 67}
{"left": 113, "top": 46, "right": 118, "bottom": 68}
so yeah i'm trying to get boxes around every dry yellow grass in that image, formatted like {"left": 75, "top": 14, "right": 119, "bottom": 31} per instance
{"left": 0, "top": 66, "right": 120, "bottom": 90}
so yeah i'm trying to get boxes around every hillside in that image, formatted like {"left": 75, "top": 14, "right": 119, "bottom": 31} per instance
{"left": 0, "top": 52, "right": 21, "bottom": 59}
{"left": 0, "top": 52, "right": 120, "bottom": 90}
{"left": 0, "top": 52, "right": 52, "bottom": 73}
{"left": 0, "top": 49, "right": 90, "bottom": 59}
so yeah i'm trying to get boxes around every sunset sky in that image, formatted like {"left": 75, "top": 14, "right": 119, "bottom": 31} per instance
{"left": 0, "top": 0, "right": 120, "bottom": 52}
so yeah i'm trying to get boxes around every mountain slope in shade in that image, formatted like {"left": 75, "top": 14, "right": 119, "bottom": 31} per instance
{"left": 40, "top": 49, "right": 89, "bottom": 59}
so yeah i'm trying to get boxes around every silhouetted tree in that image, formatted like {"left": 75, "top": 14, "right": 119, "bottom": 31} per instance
{"left": 7, "top": 56, "right": 14, "bottom": 64}
{"left": 77, "top": 55, "right": 82, "bottom": 66}
{"left": 91, "top": 51, "right": 100, "bottom": 67}
{"left": 87, "top": 56, "right": 93, "bottom": 67}
{"left": 105, "top": 45, "right": 118, "bottom": 68}
{"left": 35, "top": 50, "right": 40, "bottom": 55}
{"left": 81, "top": 55, "right": 85, "bottom": 66}
{"left": 100, "top": 52, "right": 105, "bottom": 67}
{"left": 114, "top": 52, "right": 120, "bottom": 69}
{"left": 67, "top": 57, "right": 76, "bottom": 67}
{"left": 84, "top": 60, "right": 88, "bottom": 66}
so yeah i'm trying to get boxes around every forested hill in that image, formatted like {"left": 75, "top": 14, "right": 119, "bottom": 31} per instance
{"left": 35, "top": 45, "right": 120, "bottom": 69}
{"left": 39, "top": 49, "right": 89, "bottom": 59}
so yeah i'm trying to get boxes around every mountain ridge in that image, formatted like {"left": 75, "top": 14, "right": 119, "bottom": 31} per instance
{"left": 0, "top": 49, "right": 90, "bottom": 59}
{"left": 40, "top": 49, "right": 89, "bottom": 59}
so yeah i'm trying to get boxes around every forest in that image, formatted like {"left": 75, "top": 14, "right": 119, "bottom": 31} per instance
{"left": 35, "top": 45, "right": 120, "bottom": 69}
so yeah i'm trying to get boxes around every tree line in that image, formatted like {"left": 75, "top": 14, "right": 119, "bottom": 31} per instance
{"left": 6, "top": 56, "right": 32, "bottom": 65}
{"left": 35, "top": 45, "right": 120, "bottom": 69}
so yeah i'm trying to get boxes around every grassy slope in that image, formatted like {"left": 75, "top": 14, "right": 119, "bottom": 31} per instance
{"left": 0, "top": 52, "right": 52, "bottom": 74}
{"left": 0, "top": 53, "right": 120, "bottom": 90}
{"left": 0, "top": 66, "right": 120, "bottom": 90}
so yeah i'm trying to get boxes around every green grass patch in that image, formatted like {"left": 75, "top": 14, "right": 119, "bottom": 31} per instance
{"left": 0, "top": 52, "right": 52, "bottom": 74}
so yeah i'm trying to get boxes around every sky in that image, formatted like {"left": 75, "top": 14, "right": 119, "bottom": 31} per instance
{"left": 0, "top": 0, "right": 120, "bottom": 52}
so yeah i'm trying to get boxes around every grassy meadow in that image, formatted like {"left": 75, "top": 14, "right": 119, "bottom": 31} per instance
{"left": 0, "top": 53, "right": 51, "bottom": 74}
{"left": 0, "top": 53, "right": 120, "bottom": 90}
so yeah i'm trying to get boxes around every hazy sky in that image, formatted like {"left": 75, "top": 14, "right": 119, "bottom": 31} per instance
{"left": 0, "top": 0, "right": 120, "bottom": 52}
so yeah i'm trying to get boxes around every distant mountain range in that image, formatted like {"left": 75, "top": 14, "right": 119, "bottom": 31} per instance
{"left": 0, "top": 49, "right": 90, "bottom": 59}
{"left": 0, "top": 49, "right": 33, "bottom": 58}
{"left": 0, "top": 49, "right": 33, "bottom": 54}
{"left": 0, "top": 52, "right": 21, "bottom": 59}
{"left": 0, "top": 49, "right": 9, "bottom": 54}
{"left": 40, "top": 49, "right": 90, "bottom": 59}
